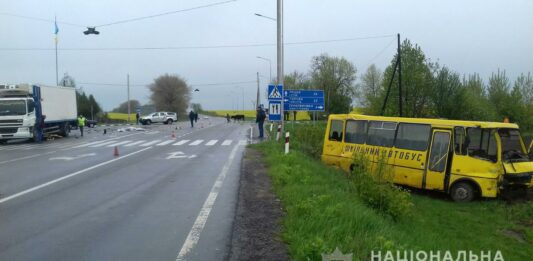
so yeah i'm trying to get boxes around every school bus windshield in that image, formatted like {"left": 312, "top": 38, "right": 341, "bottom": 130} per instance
{"left": 498, "top": 128, "right": 530, "bottom": 162}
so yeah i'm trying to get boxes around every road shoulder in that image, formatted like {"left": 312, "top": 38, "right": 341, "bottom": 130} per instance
{"left": 228, "top": 147, "right": 289, "bottom": 261}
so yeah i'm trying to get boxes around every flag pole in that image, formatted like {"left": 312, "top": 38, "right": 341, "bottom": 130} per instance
{"left": 55, "top": 16, "right": 59, "bottom": 85}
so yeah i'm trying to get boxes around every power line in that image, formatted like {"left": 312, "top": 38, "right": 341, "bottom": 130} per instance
{"left": 0, "top": 34, "right": 395, "bottom": 51}
{"left": 0, "top": 0, "right": 236, "bottom": 29}
{"left": 96, "top": 0, "right": 237, "bottom": 27}
{"left": 0, "top": 12, "right": 86, "bottom": 27}
{"left": 78, "top": 80, "right": 256, "bottom": 87}
{"left": 367, "top": 37, "right": 396, "bottom": 63}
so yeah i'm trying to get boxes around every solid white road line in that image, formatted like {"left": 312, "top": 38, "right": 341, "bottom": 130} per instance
{"left": 205, "top": 140, "right": 218, "bottom": 146}
{"left": 0, "top": 147, "right": 153, "bottom": 204}
{"left": 157, "top": 140, "right": 175, "bottom": 146}
{"left": 106, "top": 140, "right": 132, "bottom": 147}
{"left": 173, "top": 140, "right": 190, "bottom": 146}
{"left": 124, "top": 140, "right": 146, "bottom": 147}
{"left": 140, "top": 140, "right": 161, "bottom": 147}
{"left": 221, "top": 140, "right": 232, "bottom": 146}
{"left": 175, "top": 143, "right": 241, "bottom": 261}
{"left": 189, "top": 140, "right": 204, "bottom": 146}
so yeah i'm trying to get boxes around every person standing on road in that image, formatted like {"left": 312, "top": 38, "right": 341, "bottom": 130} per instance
{"left": 256, "top": 106, "right": 266, "bottom": 139}
{"left": 77, "top": 115, "right": 86, "bottom": 137}
{"left": 189, "top": 110, "right": 195, "bottom": 128}
{"left": 136, "top": 112, "right": 140, "bottom": 125}
{"left": 194, "top": 112, "right": 199, "bottom": 123}
{"left": 226, "top": 113, "right": 231, "bottom": 123}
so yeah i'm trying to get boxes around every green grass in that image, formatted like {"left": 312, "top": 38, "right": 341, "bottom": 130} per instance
{"left": 252, "top": 141, "right": 533, "bottom": 261}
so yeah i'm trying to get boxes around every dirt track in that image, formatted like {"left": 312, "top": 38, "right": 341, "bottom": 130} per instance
{"left": 229, "top": 148, "right": 289, "bottom": 261}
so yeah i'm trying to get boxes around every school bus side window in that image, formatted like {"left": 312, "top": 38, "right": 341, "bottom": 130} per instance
{"left": 454, "top": 127, "right": 467, "bottom": 155}
{"left": 329, "top": 120, "right": 344, "bottom": 141}
{"left": 367, "top": 121, "right": 397, "bottom": 147}
{"left": 345, "top": 120, "right": 367, "bottom": 144}
{"left": 394, "top": 123, "right": 430, "bottom": 151}
{"left": 466, "top": 128, "right": 497, "bottom": 162}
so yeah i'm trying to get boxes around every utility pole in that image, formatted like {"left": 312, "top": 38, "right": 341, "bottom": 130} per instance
{"left": 397, "top": 33, "right": 403, "bottom": 117}
{"left": 127, "top": 74, "right": 131, "bottom": 122}
{"left": 55, "top": 16, "right": 59, "bottom": 85}
{"left": 277, "top": 0, "right": 284, "bottom": 134}
{"left": 256, "top": 72, "right": 260, "bottom": 108}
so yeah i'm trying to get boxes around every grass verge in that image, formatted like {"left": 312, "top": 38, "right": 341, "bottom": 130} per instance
{"left": 252, "top": 140, "right": 533, "bottom": 260}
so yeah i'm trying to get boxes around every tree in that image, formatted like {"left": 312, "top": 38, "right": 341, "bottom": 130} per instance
{"left": 284, "top": 71, "right": 311, "bottom": 90}
{"left": 430, "top": 66, "right": 465, "bottom": 119}
{"left": 359, "top": 64, "right": 383, "bottom": 111}
{"left": 191, "top": 103, "right": 203, "bottom": 113}
{"left": 112, "top": 100, "right": 141, "bottom": 113}
{"left": 379, "top": 39, "right": 433, "bottom": 117}
{"left": 461, "top": 74, "right": 497, "bottom": 121}
{"left": 59, "top": 73, "right": 76, "bottom": 88}
{"left": 310, "top": 54, "right": 357, "bottom": 114}
{"left": 148, "top": 74, "right": 190, "bottom": 115}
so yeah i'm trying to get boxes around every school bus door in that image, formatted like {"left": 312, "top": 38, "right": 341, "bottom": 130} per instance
{"left": 424, "top": 129, "right": 452, "bottom": 190}
{"left": 323, "top": 119, "right": 345, "bottom": 166}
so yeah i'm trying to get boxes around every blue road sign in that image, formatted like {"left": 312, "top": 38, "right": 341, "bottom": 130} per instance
{"left": 268, "top": 84, "right": 283, "bottom": 101}
{"left": 283, "top": 89, "right": 325, "bottom": 111}
{"left": 268, "top": 101, "right": 281, "bottom": 121}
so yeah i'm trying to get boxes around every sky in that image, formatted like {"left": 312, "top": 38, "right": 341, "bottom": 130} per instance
{"left": 1, "top": 0, "right": 532, "bottom": 111}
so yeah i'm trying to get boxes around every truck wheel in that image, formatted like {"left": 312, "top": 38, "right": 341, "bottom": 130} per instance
{"left": 166, "top": 119, "right": 173, "bottom": 125}
{"left": 60, "top": 123, "right": 71, "bottom": 137}
{"left": 451, "top": 182, "right": 475, "bottom": 202}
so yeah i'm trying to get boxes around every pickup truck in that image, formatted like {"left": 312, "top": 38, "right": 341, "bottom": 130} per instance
{"left": 140, "top": 112, "right": 177, "bottom": 125}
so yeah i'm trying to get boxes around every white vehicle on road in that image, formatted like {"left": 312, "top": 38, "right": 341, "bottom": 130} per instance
{"left": 140, "top": 111, "right": 177, "bottom": 125}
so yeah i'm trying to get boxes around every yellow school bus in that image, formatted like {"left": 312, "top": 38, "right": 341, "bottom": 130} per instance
{"left": 321, "top": 114, "right": 533, "bottom": 202}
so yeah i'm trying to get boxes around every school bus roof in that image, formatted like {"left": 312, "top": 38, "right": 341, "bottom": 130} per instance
{"left": 328, "top": 114, "right": 520, "bottom": 129}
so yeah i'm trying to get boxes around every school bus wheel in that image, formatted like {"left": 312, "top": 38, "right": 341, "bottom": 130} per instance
{"left": 450, "top": 181, "right": 476, "bottom": 202}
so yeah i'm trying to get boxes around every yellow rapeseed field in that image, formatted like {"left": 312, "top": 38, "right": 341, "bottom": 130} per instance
{"left": 208, "top": 110, "right": 311, "bottom": 120}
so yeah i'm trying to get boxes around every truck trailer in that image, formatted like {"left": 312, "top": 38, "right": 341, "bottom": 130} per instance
{"left": 0, "top": 84, "right": 78, "bottom": 142}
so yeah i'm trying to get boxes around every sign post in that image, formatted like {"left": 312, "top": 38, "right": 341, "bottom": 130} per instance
{"left": 268, "top": 84, "right": 284, "bottom": 122}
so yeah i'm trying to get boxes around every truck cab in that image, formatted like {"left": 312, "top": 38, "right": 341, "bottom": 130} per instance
{"left": 0, "top": 84, "right": 77, "bottom": 142}
{"left": 0, "top": 85, "right": 37, "bottom": 140}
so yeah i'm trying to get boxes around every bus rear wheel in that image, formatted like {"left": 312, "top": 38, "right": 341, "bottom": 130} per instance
{"left": 451, "top": 182, "right": 475, "bottom": 202}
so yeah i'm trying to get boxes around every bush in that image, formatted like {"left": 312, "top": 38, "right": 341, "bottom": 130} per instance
{"left": 349, "top": 154, "right": 414, "bottom": 220}
{"left": 283, "top": 122, "right": 326, "bottom": 159}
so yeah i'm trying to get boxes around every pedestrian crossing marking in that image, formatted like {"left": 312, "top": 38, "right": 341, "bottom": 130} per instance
{"left": 173, "top": 140, "right": 190, "bottom": 146}
{"left": 189, "top": 140, "right": 204, "bottom": 146}
{"left": 90, "top": 141, "right": 119, "bottom": 147}
{"left": 157, "top": 140, "right": 175, "bottom": 146}
{"left": 140, "top": 140, "right": 161, "bottom": 146}
{"left": 1, "top": 138, "right": 242, "bottom": 151}
{"left": 125, "top": 140, "right": 145, "bottom": 147}
{"left": 205, "top": 140, "right": 218, "bottom": 146}
{"left": 106, "top": 140, "right": 132, "bottom": 147}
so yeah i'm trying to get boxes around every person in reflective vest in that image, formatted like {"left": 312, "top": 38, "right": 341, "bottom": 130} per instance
{"left": 78, "top": 115, "right": 86, "bottom": 137}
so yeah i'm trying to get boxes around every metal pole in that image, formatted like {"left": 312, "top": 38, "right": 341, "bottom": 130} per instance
{"left": 55, "top": 16, "right": 59, "bottom": 85}
{"left": 127, "top": 74, "right": 131, "bottom": 122}
{"left": 397, "top": 33, "right": 403, "bottom": 117}
{"left": 268, "top": 59, "right": 272, "bottom": 83}
{"left": 256, "top": 72, "right": 260, "bottom": 108}
{"left": 277, "top": 0, "right": 284, "bottom": 134}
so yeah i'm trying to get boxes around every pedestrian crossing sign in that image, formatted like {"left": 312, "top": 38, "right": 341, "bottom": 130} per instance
{"left": 268, "top": 84, "right": 283, "bottom": 100}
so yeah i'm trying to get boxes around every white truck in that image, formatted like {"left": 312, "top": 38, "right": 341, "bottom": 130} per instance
{"left": 0, "top": 84, "right": 78, "bottom": 142}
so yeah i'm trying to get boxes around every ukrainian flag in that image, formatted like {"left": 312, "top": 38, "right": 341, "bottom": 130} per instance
{"left": 54, "top": 17, "right": 59, "bottom": 43}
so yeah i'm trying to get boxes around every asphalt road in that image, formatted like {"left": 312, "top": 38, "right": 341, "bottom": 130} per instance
{"left": 0, "top": 117, "right": 254, "bottom": 261}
